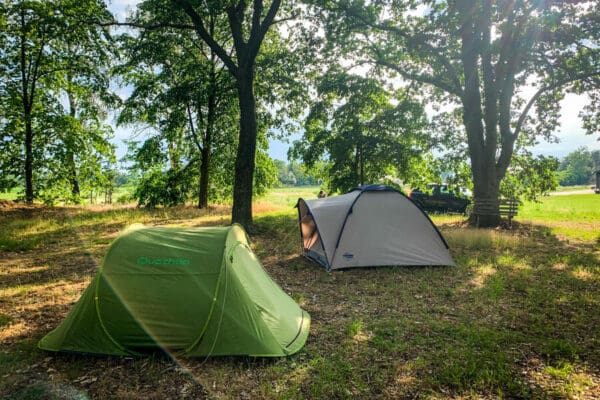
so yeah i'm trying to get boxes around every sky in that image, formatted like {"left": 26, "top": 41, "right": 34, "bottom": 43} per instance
{"left": 105, "top": 0, "right": 599, "bottom": 163}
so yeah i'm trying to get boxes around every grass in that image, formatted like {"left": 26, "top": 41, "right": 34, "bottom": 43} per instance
{"left": 0, "top": 188, "right": 19, "bottom": 201}
{"left": 256, "top": 185, "right": 321, "bottom": 209}
{"left": 552, "top": 185, "right": 593, "bottom": 193}
{"left": 0, "top": 190, "right": 599, "bottom": 399}
{"left": 518, "top": 194, "right": 600, "bottom": 241}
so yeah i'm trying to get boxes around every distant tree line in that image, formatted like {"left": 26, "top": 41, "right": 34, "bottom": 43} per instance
{"left": 273, "top": 160, "right": 319, "bottom": 187}
{"left": 556, "top": 147, "right": 600, "bottom": 187}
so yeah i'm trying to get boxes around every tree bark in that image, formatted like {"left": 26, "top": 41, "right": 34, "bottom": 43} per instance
{"left": 231, "top": 68, "right": 257, "bottom": 228}
{"left": 198, "top": 50, "right": 217, "bottom": 209}
{"left": 24, "top": 116, "right": 34, "bottom": 203}
{"left": 66, "top": 150, "right": 80, "bottom": 198}
{"left": 67, "top": 89, "right": 80, "bottom": 199}
{"left": 198, "top": 105, "right": 212, "bottom": 208}
{"left": 458, "top": 1, "right": 501, "bottom": 227}
{"left": 198, "top": 145, "right": 210, "bottom": 208}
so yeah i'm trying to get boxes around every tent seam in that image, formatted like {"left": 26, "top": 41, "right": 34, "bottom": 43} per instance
{"left": 94, "top": 272, "right": 131, "bottom": 355}
{"left": 284, "top": 310, "right": 306, "bottom": 350}
{"left": 183, "top": 236, "right": 231, "bottom": 354}
{"left": 330, "top": 191, "right": 364, "bottom": 267}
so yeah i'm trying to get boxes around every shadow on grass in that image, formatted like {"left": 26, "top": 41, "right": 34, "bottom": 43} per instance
{"left": 1, "top": 208, "right": 599, "bottom": 398}
{"left": 252, "top": 215, "right": 600, "bottom": 398}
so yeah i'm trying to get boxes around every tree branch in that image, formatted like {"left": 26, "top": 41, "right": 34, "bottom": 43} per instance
{"left": 250, "top": 0, "right": 264, "bottom": 50}
{"left": 338, "top": 3, "right": 463, "bottom": 96}
{"left": 99, "top": 21, "right": 194, "bottom": 30}
{"left": 380, "top": 24, "right": 463, "bottom": 96}
{"left": 375, "top": 55, "right": 463, "bottom": 98}
{"left": 186, "top": 102, "right": 202, "bottom": 152}
{"left": 226, "top": 3, "right": 247, "bottom": 64}
{"left": 247, "top": 0, "right": 281, "bottom": 61}
{"left": 496, "top": 70, "right": 600, "bottom": 174}
{"left": 170, "top": 0, "right": 239, "bottom": 76}
{"left": 513, "top": 71, "right": 600, "bottom": 140}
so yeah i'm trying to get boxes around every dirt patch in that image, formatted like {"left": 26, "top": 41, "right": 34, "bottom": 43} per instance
{"left": 0, "top": 199, "right": 18, "bottom": 209}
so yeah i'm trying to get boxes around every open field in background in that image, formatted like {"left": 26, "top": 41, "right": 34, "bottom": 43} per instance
{"left": 255, "top": 186, "right": 321, "bottom": 210}
{"left": 0, "top": 190, "right": 599, "bottom": 399}
{"left": 0, "top": 188, "right": 19, "bottom": 201}
{"left": 519, "top": 194, "right": 600, "bottom": 242}
{"left": 552, "top": 185, "right": 594, "bottom": 193}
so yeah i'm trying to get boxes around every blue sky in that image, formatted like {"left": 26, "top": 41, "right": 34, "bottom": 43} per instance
{"left": 106, "top": 1, "right": 599, "bottom": 162}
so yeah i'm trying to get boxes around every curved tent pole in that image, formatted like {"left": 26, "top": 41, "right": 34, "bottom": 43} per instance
{"left": 92, "top": 225, "right": 152, "bottom": 356}
{"left": 93, "top": 235, "right": 139, "bottom": 356}
{"left": 183, "top": 241, "right": 229, "bottom": 354}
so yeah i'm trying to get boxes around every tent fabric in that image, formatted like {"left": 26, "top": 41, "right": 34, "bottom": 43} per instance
{"left": 297, "top": 185, "right": 455, "bottom": 270}
{"left": 39, "top": 224, "right": 310, "bottom": 357}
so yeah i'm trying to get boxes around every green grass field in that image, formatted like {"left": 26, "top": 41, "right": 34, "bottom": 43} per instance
{"left": 0, "top": 188, "right": 19, "bottom": 201}
{"left": 256, "top": 185, "right": 321, "bottom": 208}
{"left": 552, "top": 185, "right": 593, "bottom": 193}
{"left": 519, "top": 194, "right": 600, "bottom": 241}
{"left": 0, "top": 188, "right": 599, "bottom": 399}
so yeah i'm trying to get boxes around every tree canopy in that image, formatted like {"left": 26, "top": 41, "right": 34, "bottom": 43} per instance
{"left": 0, "top": 0, "right": 598, "bottom": 227}
{"left": 291, "top": 70, "right": 430, "bottom": 193}
{"left": 309, "top": 0, "right": 600, "bottom": 225}
{"left": 557, "top": 147, "right": 600, "bottom": 186}
{"left": 0, "top": 0, "right": 117, "bottom": 204}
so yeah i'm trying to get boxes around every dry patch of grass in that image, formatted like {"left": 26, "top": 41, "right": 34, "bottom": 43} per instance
{"left": 1, "top": 204, "right": 600, "bottom": 399}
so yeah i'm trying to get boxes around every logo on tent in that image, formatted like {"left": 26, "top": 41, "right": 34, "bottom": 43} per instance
{"left": 342, "top": 253, "right": 354, "bottom": 260}
{"left": 136, "top": 257, "right": 190, "bottom": 266}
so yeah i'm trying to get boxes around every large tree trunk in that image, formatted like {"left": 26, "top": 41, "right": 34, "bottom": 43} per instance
{"left": 469, "top": 171, "right": 501, "bottom": 227}
{"left": 198, "top": 65, "right": 216, "bottom": 209}
{"left": 231, "top": 68, "right": 257, "bottom": 229}
{"left": 198, "top": 145, "right": 210, "bottom": 209}
{"left": 24, "top": 116, "right": 34, "bottom": 204}
{"left": 458, "top": 3, "right": 501, "bottom": 227}
{"left": 67, "top": 90, "right": 80, "bottom": 199}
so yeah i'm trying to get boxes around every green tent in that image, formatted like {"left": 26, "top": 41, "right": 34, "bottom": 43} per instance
{"left": 39, "top": 224, "right": 310, "bottom": 357}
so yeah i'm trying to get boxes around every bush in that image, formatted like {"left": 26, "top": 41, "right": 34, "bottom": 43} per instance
{"left": 134, "top": 168, "right": 192, "bottom": 207}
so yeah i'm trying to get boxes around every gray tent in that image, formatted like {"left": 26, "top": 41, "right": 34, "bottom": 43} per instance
{"left": 296, "top": 185, "right": 454, "bottom": 271}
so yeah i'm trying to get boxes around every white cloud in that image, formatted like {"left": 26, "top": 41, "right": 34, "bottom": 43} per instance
{"left": 531, "top": 93, "right": 599, "bottom": 158}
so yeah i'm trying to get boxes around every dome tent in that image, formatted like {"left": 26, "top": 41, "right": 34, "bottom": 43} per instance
{"left": 297, "top": 185, "right": 454, "bottom": 271}
{"left": 39, "top": 224, "right": 310, "bottom": 357}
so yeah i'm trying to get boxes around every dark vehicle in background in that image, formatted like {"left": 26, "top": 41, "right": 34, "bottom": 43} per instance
{"left": 409, "top": 183, "right": 471, "bottom": 214}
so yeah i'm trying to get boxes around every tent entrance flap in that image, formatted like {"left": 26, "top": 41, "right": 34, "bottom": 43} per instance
{"left": 297, "top": 199, "right": 329, "bottom": 268}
